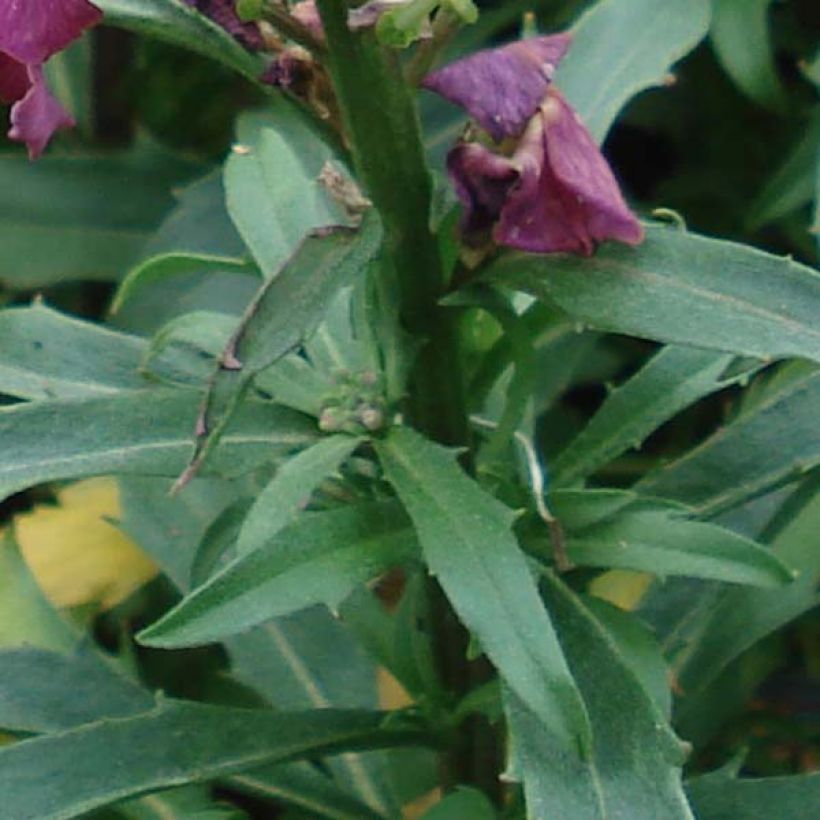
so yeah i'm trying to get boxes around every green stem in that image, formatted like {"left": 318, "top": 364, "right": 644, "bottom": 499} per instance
{"left": 314, "top": 0, "right": 468, "bottom": 447}
{"left": 315, "top": 1, "right": 496, "bottom": 797}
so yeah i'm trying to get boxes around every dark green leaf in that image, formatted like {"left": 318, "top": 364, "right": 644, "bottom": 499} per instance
{"left": 747, "top": 110, "right": 820, "bottom": 229}
{"left": 138, "top": 503, "right": 417, "bottom": 648}
{"left": 0, "top": 699, "right": 427, "bottom": 820}
{"left": 557, "top": 0, "right": 711, "bottom": 143}
{"left": 96, "top": 0, "right": 263, "bottom": 79}
{"left": 0, "top": 648, "right": 152, "bottom": 734}
{"left": 549, "top": 490, "right": 794, "bottom": 587}
{"left": 376, "top": 427, "right": 590, "bottom": 754}
{"left": 504, "top": 573, "right": 690, "bottom": 820}
{"left": 224, "top": 103, "right": 352, "bottom": 276}
{"left": 0, "top": 304, "right": 146, "bottom": 400}
{"left": 0, "top": 390, "right": 315, "bottom": 503}
{"left": 185, "top": 216, "right": 381, "bottom": 478}
{"left": 686, "top": 769, "right": 820, "bottom": 820}
{"left": 637, "top": 366, "right": 820, "bottom": 514}
{"left": 551, "top": 346, "right": 755, "bottom": 486}
{"left": 0, "top": 147, "right": 201, "bottom": 289}
{"left": 420, "top": 787, "right": 496, "bottom": 819}
{"left": 235, "top": 435, "right": 362, "bottom": 555}
{"left": 483, "top": 225, "right": 820, "bottom": 363}
{"left": 673, "top": 474, "right": 820, "bottom": 696}
{"left": 710, "top": 0, "right": 785, "bottom": 112}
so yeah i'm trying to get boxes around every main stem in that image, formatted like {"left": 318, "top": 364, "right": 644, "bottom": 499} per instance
{"left": 314, "top": 0, "right": 467, "bottom": 447}
{"left": 315, "top": 0, "right": 495, "bottom": 796}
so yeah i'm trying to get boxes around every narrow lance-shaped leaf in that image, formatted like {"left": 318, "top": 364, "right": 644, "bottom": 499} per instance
{"left": 504, "top": 572, "right": 692, "bottom": 820}
{"left": 556, "top": 0, "right": 711, "bottom": 143}
{"left": 710, "top": 0, "right": 785, "bottom": 112}
{"left": 0, "top": 699, "right": 428, "bottom": 820}
{"left": 548, "top": 490, "right": 794, "bottom": 588}
{"left": 0, "top": 390, "right": 316, "bottom": 504}
{"left": 376, "top": 427, "right": 591, "bottom": 754}
{"left": 178, "top": 216, "right": 382, "bottom": 486}
{"left": 673, "top": 475, "right": 820, "bottom": 697}
{"left": 0, "top": 647, "right": 383, "bottom": 820}
{"left": 551, "top": 346, "right": 756, "bottom": 487}
{"left": 235, "top": 434, "right": 363, "bottom": 555}
{"left": 138, "top": 502, "right": 417, "bottom": 648}
{"left": 484, "top": 225, "right": 820, "bottom": 364}
{"left": 0, "top": 304, "right": 147, "bottom": 401}
{"left": 637, "top": 366, "right": 820, "bottom": 514}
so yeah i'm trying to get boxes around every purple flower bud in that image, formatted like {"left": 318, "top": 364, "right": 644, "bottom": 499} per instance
{"left": 0, "top": 0, "right": 102, "bottom": 158}
{"left": 422, "top": 34, "right": 572, "bottom": 141}
{"left": 447, "top": 91, "right": 643, "bottom": 255}
{"left": 182, "top": 0, "right": 264, "bottom": 50}
{"left": 290, "top": 0, "right": 325, "bottom": 40}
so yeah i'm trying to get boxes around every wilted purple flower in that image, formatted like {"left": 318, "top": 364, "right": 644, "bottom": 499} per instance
{"left": 423, "top": 34, "right": 572, "bottom": 141}
{"left": 0, "top": 0, "right": 102, "bottom": 158}
{"left": 425, "top": 36, "right": 643, "bottom": 255}
{"left": 183, "top": 0, "right": 264, "bottom": 50}
{"left": 290, "top": 0, "right": 325, "bottom": 40}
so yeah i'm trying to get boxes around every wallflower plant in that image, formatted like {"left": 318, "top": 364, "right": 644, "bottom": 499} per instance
{"left": 0, "top": 1, "right": 818, "bottom": 819}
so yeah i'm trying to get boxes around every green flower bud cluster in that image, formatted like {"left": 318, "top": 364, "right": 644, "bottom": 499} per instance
{"left": 318, "top": 369, "right": 388, "bottom": 434}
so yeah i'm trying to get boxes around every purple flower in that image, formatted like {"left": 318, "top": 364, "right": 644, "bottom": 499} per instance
{"left": 423, "top": 34, "right": 572, "bottom": 142}
{"left": 425, "top": 36, "right": 643, "bottom": 255}
{"left": 0, "top": 0, "right": 102, "bottom": 158}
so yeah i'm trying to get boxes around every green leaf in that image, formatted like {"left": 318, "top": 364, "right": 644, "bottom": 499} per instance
{"left": 228, "top": 763, "right": 387, "bottom": 820}
{"left": 483, "top": 225, "right": 820, "bottom": 364}
{"left": 0, "top": 147, "right": 201, "bottom": 289}
{"left": 504, "top": 573, "right": 690, "bottom": 820}
{"left": 186, "top": 217, "right": 381, "bottom": 477}
{"left": 96, "top": 0, "right": 263, "bottom": 80}
{"left": 113, "top": 253, "right": 258, "bottom": 314}
{"left": 557, "top": 0, "right": 711, "bottom": 144}
{"left": 673, "top": 474, "right": 820, "bottom": 696}
{"left": 747, "top": 110, "right": 820, "bottom": 230}
{"left": 637, "top": 366, "right": 820, "bottom": 514}
{"left": 376, "top": 427, "right": 591, "bottom": 754}
{"left": 235, "top": 435, "right": 363, "bottom": 555}
{"left": 420, "top": 787, "right": 496, "bottom": 819}
{"left": 582, "top": 597, "right": 672, "bottom": 719}
{"left": 108, "top": 785, "right": 248, "bottom": 820}
{"left": 0, "top": 647, "right": 152, "bottom": 733}
{"left": 189, "top": 497, "right": 255, "bottom": 586}
{"left": 0, "top": 303, "right": 147, "bottom": 400}
{"left": 551, "top": 346, "right": 754, "bottom": 487}
{"left": 686, "top": 769, "right": 820, "bottom": 820}
{"left": 548, "top": 490, "right": 794, "bottom": 587}
{"left": 138, "top": 502, "right": 417, "bottom": 648}
{"left": 0, "top": 390, "right": 315, "bottom": 504}
{"left": 0, "top": 534, "right": 77, "bottom": 653}
{"left": 224, "top": 103, "right": 352, "bottom": 277}
{"left": 710, "top": 0, "right": 785, "bottom": 112}
{"left": 0, "top": 699, "right": 427, "bottom": 820}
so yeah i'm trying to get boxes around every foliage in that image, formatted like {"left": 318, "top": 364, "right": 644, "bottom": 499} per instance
{"left": 0, "top": 0, "right": 817, "bottom": 818}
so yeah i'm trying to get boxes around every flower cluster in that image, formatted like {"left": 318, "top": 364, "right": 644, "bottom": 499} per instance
{"left": 423, "top": 35, "right": 643, "bottom": 255}
{"left": 0, "top": 0, "right": 102, "bottom": 158}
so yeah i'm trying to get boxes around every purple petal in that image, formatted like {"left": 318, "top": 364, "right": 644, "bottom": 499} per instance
{"left": 8, "top": 65, "right": 74, "bottom": 159}
{"left": 446, "top": 142, "right": 519, "bottom": 244}
{"left": 423, "top": 34, "right": 572, "bottom": 141}
{"left": 496, "top": 91, "right": 643, "bottom": 255}
{"left": 0, "top": 52, "right": 29, "bottom": 102}
{"left": 348, "top": 1, "right": 414, "bottom": 30}
{"left": 0, "top": 0, "right": 102, "bottom": 65}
